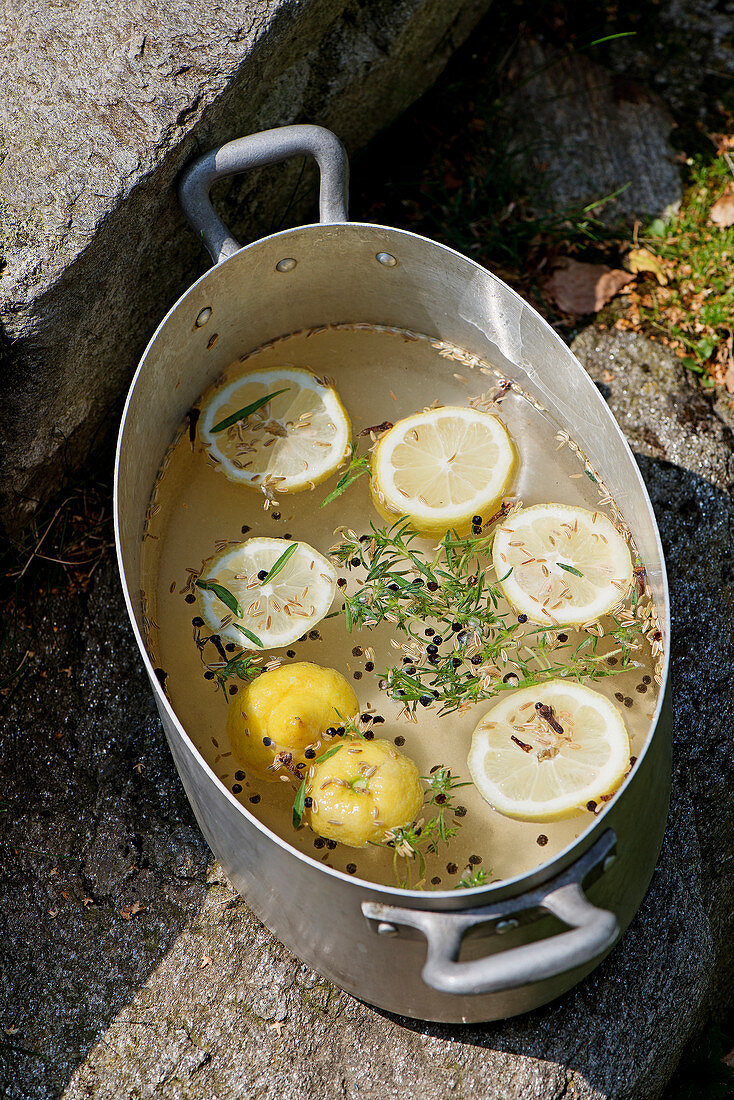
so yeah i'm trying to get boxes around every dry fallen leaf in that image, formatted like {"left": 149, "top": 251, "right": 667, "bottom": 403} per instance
{"left": 200, "top": 955, "right": 213, "bottom": 969}
{"left": 543, "top": 259, "right": 634, "bottom": 317}
{"left": 710, "top": 182, "right": 734, "bottom": 227}
{"left": 628, "top": 247, "right": 668, "bottom": 285}
{"left": 724, "top": 364, "right": 734, "bottom": 395}
{"left": 120, "top": 900, "right": 144, "bottom": 920}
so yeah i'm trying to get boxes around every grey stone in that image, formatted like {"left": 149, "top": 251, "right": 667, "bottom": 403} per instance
{"left": 0, "top": 0, "right": 491, "bottom": 537}
{"left": 2, "top": 327, "right": 733, "bottom": 1099}
{"left": 504, "top": 41, "right": 682, "bottom": 226}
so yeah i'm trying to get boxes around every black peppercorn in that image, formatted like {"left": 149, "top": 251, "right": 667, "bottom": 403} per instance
{"left": 419, "top": 694, "right": 433, "bottom": 707}
{"left": 472, "top": 515, "right": 482, "bottom": 526}
{"left": 257, "top": 569, "right": 267, "bottom": 580}
{"left": 192, "top": 616, "right": 204, "bottom": 627}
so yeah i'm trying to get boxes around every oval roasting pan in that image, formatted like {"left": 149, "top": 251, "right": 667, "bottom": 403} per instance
{"left": 114, "top": 126, "right": 671, "bottom": 1023}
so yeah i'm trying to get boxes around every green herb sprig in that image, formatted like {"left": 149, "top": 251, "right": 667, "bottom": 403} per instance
{"left": 262, "top": 541, "right": 299, "bottom": 583}
{"left": 292, "top": 744, "right": 343, "bottom": 828}
{"left": 331, "top": 518, "right": 644, "bottom": 715}
{"left": 211, "top": 388, "right": 290, "bottom": 433}
{"left": 195, "top": 579, "right": 243, "bottom": 617}
{"left": 321, "top": 444, "right": 371, "bottom": 507}
{"left": 456, "top": 866, "right": 489, "bottom": 889}
{"left": 379, "top": 767, "right": 474, "bottom": 888}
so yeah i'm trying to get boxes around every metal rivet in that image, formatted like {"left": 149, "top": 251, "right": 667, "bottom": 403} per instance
{"left": 275, "top": 257, "right": 297, "bottom": 272}
{"left": 496, "top": 918, "right": 519, "bottom": 934}
{"left": 603, "top": 853, "right": 617, "bottom": 872}
{"left": 376, "top": 252, "right": 397, "bottom": 267}
{"left": 376, "top": 921, "right": 398, "bottom": 937}
{"left": 194, "top": 307, "right": 212, "bottom": 328}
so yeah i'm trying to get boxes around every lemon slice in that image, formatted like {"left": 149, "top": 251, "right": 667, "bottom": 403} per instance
{"left": 199, "top": 366, "right": 351, "bottom": 492}
{"left": 370, "top": 407, "right": 516, "bottom": 535}
{"left": 196, "top": 538, "right": 337, "bottom": 649}
{"left": 468, "top": 680, "right": 630, "bottom": 821}
{"left": 493, "top": 503, "right": 632, "bottom": 625}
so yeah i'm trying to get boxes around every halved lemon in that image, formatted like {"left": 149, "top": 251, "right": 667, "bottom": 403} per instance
{"left": 492, "top": 503, "right": 632, "bottom": 625}
{"left": 196, "top": 538, "right": 337, "bottom": 649}
{"left": 370, "top": 407, "right": 515, "bottom": 536}
{"left": 199, "top": 366, "right": 351, "bottom": 492}
{"left": 468, "top": 680, "right": 630, "bottom": 821}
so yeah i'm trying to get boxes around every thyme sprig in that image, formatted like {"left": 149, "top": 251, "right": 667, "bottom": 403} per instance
{"left": 321, "top": 444, "right": 371, "bottom": 507}
{"left": 331, "top": 518, "right": 644, "bottom": 715}
{"left": 456, "top": 866, "right": 489, "bottom": 889}
{"left": 379, "top": 766, "right": 475, "bottom": 888}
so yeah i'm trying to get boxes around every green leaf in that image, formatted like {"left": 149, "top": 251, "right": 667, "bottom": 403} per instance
{"left": 320, "top": 448, "right": 371, "bottom": 507}
{"left": 231, "top": 623, "right": 264, "bottom": 648}
{"left": 211, "top": 388, "right": 290, "bottom": 433}
{"left": 195, "top": 579, "right": 244, "bottom": 617}
{"left": 292, "top": 779, "right": 307, "bottom": 829}
{"left": 292, "top": 743, "right": 343, "bottom": 829}
{"left": 557, "top": 562, "right": 584, "bottom": 577}
{"left": 263, "top": 541, "right": 299, "bottom": 583}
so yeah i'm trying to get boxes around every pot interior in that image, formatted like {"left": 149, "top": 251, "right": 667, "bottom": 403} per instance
{"left": 116, "top": 223, "right": 669, "bottom": 893}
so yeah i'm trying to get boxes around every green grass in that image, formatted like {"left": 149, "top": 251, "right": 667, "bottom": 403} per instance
{"left": 629, "top": 156, "right": 734, "bottom": 381}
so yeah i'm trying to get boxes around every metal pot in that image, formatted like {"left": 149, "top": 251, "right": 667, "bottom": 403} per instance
{"left": 114, "top": 125, "right": 671, "bottom": 1023}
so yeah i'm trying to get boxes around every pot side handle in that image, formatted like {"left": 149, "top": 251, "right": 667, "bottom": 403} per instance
{"left": 362, "top": 830, "right": 619, "bottom": 997}
{"left": 178, "top": 124, "right": 349, "bottom": 265}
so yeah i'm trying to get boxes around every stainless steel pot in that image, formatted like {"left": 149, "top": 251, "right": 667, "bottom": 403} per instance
{"left": 114, "top": 125, "right": 671, "bottom": 1023}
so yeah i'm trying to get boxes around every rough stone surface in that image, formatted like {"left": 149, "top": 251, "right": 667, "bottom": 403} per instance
{"left": 2, "top": 329, "right": 733, "bottom": 1099}
{"left": 0, "top": 0, "right": 491, "bottom": 536}
{"left": 504, "top": 41, "right": 682, "bottom": 226}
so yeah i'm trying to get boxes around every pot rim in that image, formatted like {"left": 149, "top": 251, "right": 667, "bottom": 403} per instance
{"left": 114, "top": 219, "right": 671, "bottom": 904}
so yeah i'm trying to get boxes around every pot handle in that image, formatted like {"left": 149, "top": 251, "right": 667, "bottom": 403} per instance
{"left": 362, "top": 830, "right": 619, "bottom": 996}
{"left": 178, "top": 124, "right": 349, "bottom": 265}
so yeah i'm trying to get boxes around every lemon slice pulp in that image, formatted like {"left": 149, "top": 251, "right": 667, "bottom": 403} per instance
{"left": 493, "top": 503, "right": 632, "bottom": 625}
{"left": 199, "top": 366, "right": 351, "bottom": 492}
{"left": 468, "top": 680, "right": 630, "bottom": 821}
{"left": 197, "top": 538, "right": 337, "bottom": 649}
{"left": 370, "top": 407, "right": 515, "bottom": 535}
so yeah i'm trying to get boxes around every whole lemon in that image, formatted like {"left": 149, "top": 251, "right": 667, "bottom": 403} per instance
{"left": 306, "top": 738, "right": 423, "bottom": 848}
{"left": 227, "top": 662, "right": 358, "bottom": 781}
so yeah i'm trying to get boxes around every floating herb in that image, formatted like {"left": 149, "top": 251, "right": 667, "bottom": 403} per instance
{"left": 456, "top": 866, "right": 489, "bottom": 889}
{"left": 557, "top": 562, "right": 584, "bottom": 577}
{"left": 292, "top": 743, "right": 344, "bottom": 828}
{"left": 211, "top": 388, "right": 290, "bottom": 433}
{"left": 195, "top": 579, "right": 244, "bottom": 618}
{"left": 263, "top": 540, "right": 299, "bottom": 583}
{"left": 330, "top": 518, "right": 644, "bottom": 715}
{"left": 231, "top": 623, "right": 264, "bottom": 648}
{"left": 320, "top": 445, "right": 371, "bottom": 507}
{"left": 379, "top": 767, "right": 473, "bottom": 888}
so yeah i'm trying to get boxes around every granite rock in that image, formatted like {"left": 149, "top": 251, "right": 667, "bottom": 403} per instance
{"left": 0, "top": 0, "right": 491, "bottom": 537}
{"left": 504, "top": 40, "right": 682, "bottom": 226}
{"left": 1, "top": 329, "right": 733, "bottom": 1098}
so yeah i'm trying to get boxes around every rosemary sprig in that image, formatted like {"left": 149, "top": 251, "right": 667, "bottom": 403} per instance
{"left": 263, "top": 541, "right": 299, "bottom": 583}
{"left": 211, "top": 388, "right": 290, "bottom": 433}
{"left": 321, "top": 444, "right": 371, "bottom": 507}
{"left": 330, "top": 519, "right": 645, "bottom": 715}
{"left": 292, "top": 744, "right": 344, "bottom": 828}
{"left": 231, "top": 623, "right": 264, "bottom": 648}
{"left": 195, "top": 579, "right": 243, "bottom": 617}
